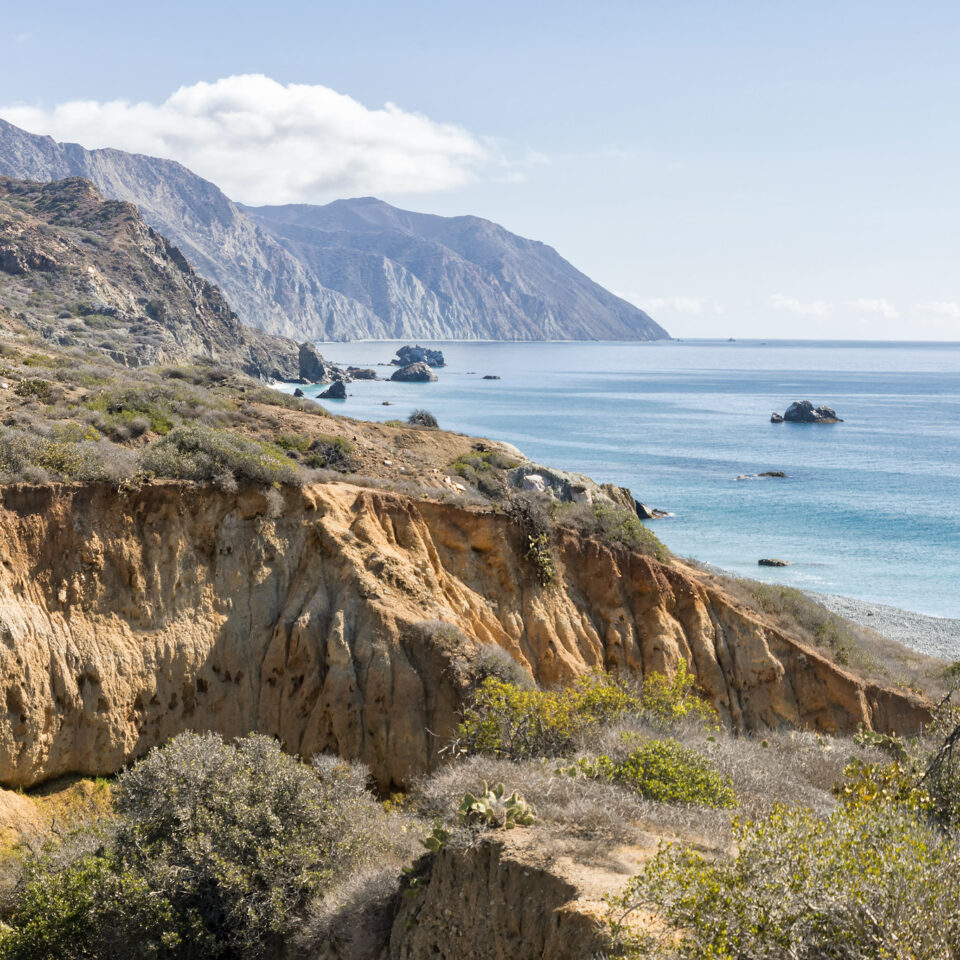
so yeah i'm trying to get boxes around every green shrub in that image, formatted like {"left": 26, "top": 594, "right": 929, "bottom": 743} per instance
{"left": 456, "top": 668, "right": 718, "bottom": 761}
{"left": 637, "top": 660, "right": 719, "bottom": 730}
{"left": 606, "top": 803, "right": 960, "bottom": 959}
{"left": 275, "top": 432, "right": 310, "bottom": 453}
{"left": 600, "top": 738, "right": 735, "bottom": 807}
{"left": 304, "top": 435, "right": 356, "bottom": 471}
{"left": 0, "top": 734, "right": 392, "bottom": 960}
{"left": 449, "top": 449, "right": 521, "bottom": 498}
{"left": 14, "top": 378, "right": 53, "bottom": 402}
{"left": 455, "top": 674, "right": 640, "bottom": 760}
{"left": 0, "top": 852, "right": 179, "bottom": 960}
{"left": 139, "top": 424, "right": 300, "bottom": 486}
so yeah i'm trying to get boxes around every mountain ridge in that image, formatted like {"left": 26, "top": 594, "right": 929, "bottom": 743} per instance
{"left": 0, "top": 119, "right": 668, "bottom": 342}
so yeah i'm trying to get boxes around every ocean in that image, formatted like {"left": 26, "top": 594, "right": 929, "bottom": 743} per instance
{"left": 282, "top": 340, "right": 960, "bottom": 620}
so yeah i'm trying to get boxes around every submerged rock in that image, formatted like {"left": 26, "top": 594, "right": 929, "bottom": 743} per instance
{"left": 759, "top": 558, "right": 790, "bottom": 567}
{"left": 347, "top": 366, "right": 377, "bottom": 380}
{"left": 391, "top": 362, "right": 438, "bottom": 383}
{"left": 758, "top": 471, "right": 788, "bottom": 478}
{"left": 482, "top": 374, "right": 501, "bottom": 380}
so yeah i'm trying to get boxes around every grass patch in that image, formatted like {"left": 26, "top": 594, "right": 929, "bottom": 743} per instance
{"left": 554, "top": 501, "right": 669, "bottom": 562}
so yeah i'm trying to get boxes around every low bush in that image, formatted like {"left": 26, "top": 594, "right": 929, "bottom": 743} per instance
{"left": 606, "top": 802, "right": 960, "bottom": 959}
{"left": 0, "top": 734, "right": 400, "bottom": 960}
{"left": 139, "top": 424, "right": 301, "bottom": 486}
{"left": 407, "top": 409, "right": 438, "bottom": 428}
{"left": 0, "top": 427, "right": 135, "bottom": 483}
{"left": 575, "top": 737, "right": 736, "bottom": 808}
{"left": 449, "top": 449, "right": 521, "bottom": 498}
{"left": 304, "top": 435, "right": 357, "bottom": 471}
{"left": 13, "top": 378, "right": 53, "bottom": 402}
{"left": 455, "top": 674, "right": 641, "bottom": 761}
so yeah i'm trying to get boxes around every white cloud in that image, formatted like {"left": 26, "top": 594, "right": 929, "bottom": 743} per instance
{"left": 1, "top": 75, "right": 496, "bottom": 204}
{"left": 769, "top": 294, "right": 830, "bottom": 317}
{"left": 916, "top": 300, "right": 960, "bottom": 319}
{"left": 849, "top": 298, "right": 898, "bottom": 318}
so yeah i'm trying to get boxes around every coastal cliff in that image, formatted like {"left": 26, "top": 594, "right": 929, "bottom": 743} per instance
{"left": 0, "top": 480, "right": 927, "bottom": 790}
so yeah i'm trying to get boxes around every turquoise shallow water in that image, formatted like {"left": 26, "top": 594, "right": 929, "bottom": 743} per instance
{"left": 283, "top": 340, "right": 960, "bottom": 620}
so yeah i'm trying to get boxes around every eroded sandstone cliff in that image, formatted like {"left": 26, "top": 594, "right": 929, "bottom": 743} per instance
{"left": 0, "top": 480, "right": 928, "bottom": 789}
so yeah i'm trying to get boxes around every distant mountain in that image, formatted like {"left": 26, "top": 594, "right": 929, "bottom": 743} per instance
{"left": 0, "top": 176, "right": 302, "bottom": 379}
{"left": 0, "top": 118, "right": 669, "bottom": 342}
{"left": 240, "top": 198, "right": 667, "bottom": 340}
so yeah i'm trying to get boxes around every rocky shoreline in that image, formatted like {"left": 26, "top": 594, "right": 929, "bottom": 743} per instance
{"left": 810, "top": 592, "right": 960, "bottom": 660}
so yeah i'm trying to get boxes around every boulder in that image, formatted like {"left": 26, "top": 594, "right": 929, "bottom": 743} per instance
{"left": 758, "top": 558, "right": 790, "bottom": 567}
{"left": 391, "top": 345, "right": 445, "bottom": 368}
{"left": 521, "top": 474, "right": 547, "bottom": 493}
{"left": 319, "top": 380, "right": 347, "bottom": 400}
{"left": 293, "top": 387, "right": 306, "bottom": 398}
{"left": 390, "top": 362, "right": 438, "bottom": 383}
{"left": 298, "top": 342, "right": 336, "bottom": 383}
{"left": 347, "top": 367, "right": 377, "bottom": 380}
{"left": 777, "top": 400, "right": 843, "bottom": 423}
{"left": 770, "top": 412, "right": 784, "bottom": 423}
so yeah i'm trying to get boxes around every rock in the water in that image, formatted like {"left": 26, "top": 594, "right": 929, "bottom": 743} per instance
{"left": 758, "top": 558, "right": 790, "bottom": 567}
{"left": 319, "top": 380, "right": 347, "bottom": 400}
{"left": 777, "top": 400, "right": 843, "bottom": 423}
{"left": 381, "top": 401, "right": 393, "bottom": 405}
{"left": 299, "top": 342, "right": 337, "bottom": 383}
{"left": 293, "top": 387, "right": 306, "bottom": 398}
{"left": 482, "top": 374, "right": 501, "bottom": 380}
{"left": 348, "top": 366, "right": 377, "bottom": 380}
{"left": 390, "top": 362, "right": 438, "bottom": 383}
{"left": 390, "top": 345, "right": 445, "bottom": 368}
{"left": 758, "top": 471, "right": 787, "bottom": 478}
{"left": 770, "top": 412, "right": 784, "bottom": 423}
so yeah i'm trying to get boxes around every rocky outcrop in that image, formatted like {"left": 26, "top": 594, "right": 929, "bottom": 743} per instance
{"left": 389, "top": 837, "right": 612, "bottom": 960}
{"left": 774, "top": 401, "right": 843, "bottom": 423}
{"left": 0, "top": 481, "right": 929, "bottom": 790}
{"left": 319, "top": 380, "right": 347, "bottom": 400}
{"left": 390, "top": 362, "right": 438, "bottom": 383}
{"left": 299, "top": 342, "right": 340, "bottom": 383}
{"left": 0, "top": 176, "right": 300, "bottom": 380}
{"left": 390, "top": 346, "right": 445, "bottom": 368}
{"left": 347, "top": 367, "right": 377, "bottom": 380}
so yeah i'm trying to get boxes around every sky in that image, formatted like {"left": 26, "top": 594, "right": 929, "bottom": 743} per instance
{"left": 2, "top": 0, "right": 959, "bottom": 340}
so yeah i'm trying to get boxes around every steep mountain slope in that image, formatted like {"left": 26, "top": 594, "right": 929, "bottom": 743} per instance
{"left": 0, "top": 119, "right": 669, "bottom": 341}
{"left": 242, "top": 198, "right": 669, "bottom": 340}
{"left": 0, "top": 119, "right": 376, "bottom": 341}
{"left": 0, "top": 176, "right": 302, "bottom": 378}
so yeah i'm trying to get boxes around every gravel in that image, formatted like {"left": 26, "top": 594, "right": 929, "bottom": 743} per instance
{"left": 811, "top": 592, "right": 960, "bottom": 661}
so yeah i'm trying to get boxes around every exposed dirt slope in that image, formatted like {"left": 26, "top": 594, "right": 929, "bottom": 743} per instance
{"left": 0, "top": 480, "right": 928, "bottom": 790}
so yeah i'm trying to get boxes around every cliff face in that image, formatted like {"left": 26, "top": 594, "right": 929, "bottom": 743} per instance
{"left": 0, "top": 481, "right": 927, "bottom": 789}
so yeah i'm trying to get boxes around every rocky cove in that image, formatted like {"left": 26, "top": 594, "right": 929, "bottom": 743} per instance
{"left": 0, "top": 478, "right": 928, "bottom": 791}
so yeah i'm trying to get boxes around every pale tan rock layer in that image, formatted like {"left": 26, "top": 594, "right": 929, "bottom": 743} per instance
{"left": 0, "top": 481, "right": 928, "bottom": 789}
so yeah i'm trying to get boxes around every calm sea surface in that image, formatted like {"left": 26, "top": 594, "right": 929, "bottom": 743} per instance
{"left": 284, "top": 340, "right": 960, "bottom": 619}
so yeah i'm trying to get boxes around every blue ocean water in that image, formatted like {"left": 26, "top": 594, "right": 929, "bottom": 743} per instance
{"left": 286, "top": 340, "right": 960, "bottom": 619}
